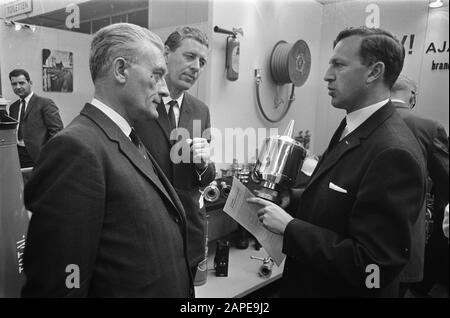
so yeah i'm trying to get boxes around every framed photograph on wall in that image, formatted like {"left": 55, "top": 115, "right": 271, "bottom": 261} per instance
{"left": 42, "top": 49, "right": 73, "bottom": 92}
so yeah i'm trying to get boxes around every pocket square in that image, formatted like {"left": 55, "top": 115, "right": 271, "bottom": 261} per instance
{"left": 329, "top": 182, "right": 347, "bottom": 194}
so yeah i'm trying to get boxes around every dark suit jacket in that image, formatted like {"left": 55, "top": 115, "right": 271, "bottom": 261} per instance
{"left": 22, "top": 104, "right": 193, "bottom": 297}
{"left": 9, "top": 93, "right": 63, "bottom": 162}
{"left": 393, "top": 102, "right": 449, "bottom": 282}
{"left": 281, "top": 102, "right": 426, "bottom": 297}
{"left": 394, "top": 104, "right": 449, "bottom": 202}
{"left": 135, "top": 93, "right": 215, "bottom": 267}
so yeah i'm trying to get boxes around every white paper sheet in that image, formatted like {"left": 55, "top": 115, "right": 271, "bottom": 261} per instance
{"left": 223, "top": 177, "right": 285, "bottom": 266}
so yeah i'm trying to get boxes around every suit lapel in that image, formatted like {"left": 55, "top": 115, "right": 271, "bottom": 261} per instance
{"left": 80, "top": 104, "right": 185, "bottom": 219}
{"left": 155, "top": 94, "right": 196, "bottom": 146}
{"left": 9, "top": 100, "right": 20, "bottom": 119}
{"left": 147, "top": 153, "right": 187, "bottom": 218}
{"left": 306, "top": 102, "right": 395, "bottom": 190}
{"left": 307, "top": 137, "right": 360, "bottom": 188}
{"left": 178, "top": 95, "right": 193, "bottom": 134}
{"left": 23, "top": 94, "right": 36, "bottom": 121}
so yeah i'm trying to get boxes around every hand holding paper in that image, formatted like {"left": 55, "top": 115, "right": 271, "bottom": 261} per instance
{"left": 223, "top": 177, "right": 286, "bottom": 266}
{"left": 246, "top": 197, "right": 294, "bottom": 235}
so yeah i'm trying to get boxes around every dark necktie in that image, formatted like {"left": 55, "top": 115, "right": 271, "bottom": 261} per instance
{"left": 17, "top": 99, "right": 26, "bottom": 141}
{"left": 167, "top": 100, "right": 177, "bottom": 131}
{"left": 129, "top": 128, "right": 148, "bottom": 160}
{"left": 129, "top": 129, "right": 160, "bottom": 179}
{"left": 320, "top": 117, "right": 347, "bottom": 163}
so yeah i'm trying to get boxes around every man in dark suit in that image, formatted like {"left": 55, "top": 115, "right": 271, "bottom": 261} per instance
{"left": 135, "top": 26, "right": 215, "bottom": 279}
{"left": 391, "top": 76, "right": 448, "bottom": 203}
{"left": 390, "top": 76, "right": 449, "bottom": 296}
{"left": 8, "top": 69, "right": 63, "bottom": 168}
{"left": 248, "top": 26, "right": 426, "bottom": 297}
{"left": 22, "top": 23, "right": 193, "bottom": 297}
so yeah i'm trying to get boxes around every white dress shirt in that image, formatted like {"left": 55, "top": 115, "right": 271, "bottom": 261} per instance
{"left": 342, "top": 99, "right": 389, "bottom": 139}
{"left": 17, "top": 91, "right": 34, "bottom": 146}
{"left": 162, "top": 94, "right": 184, "bottom": 128}
{"left": 90, "top": 98, "right": 132, "bottom": 140}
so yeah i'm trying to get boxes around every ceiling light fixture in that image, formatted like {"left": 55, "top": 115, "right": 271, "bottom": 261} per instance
{"left": 3, "top": 20, "right": 36, "bottom": 32}
{"left": 429, "top": 0, "right": 443, "bottom": 8}
{"left": 23, "top": 24, "right": 36, "bottom": 32}
{"left": 14, "top": 22, "right": 22, "bottom": 31}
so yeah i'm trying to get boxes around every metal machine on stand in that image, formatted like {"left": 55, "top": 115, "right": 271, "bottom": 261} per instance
{"left": 0, "top": 96, "right": 30, "bottom": 297}
{"left": 252, "top": 120, "right": 307, "bottom": 203}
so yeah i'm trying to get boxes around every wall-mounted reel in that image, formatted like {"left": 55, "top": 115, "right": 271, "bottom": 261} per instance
{"left": 255, "top": 39, "right": 311, "bottom": 123}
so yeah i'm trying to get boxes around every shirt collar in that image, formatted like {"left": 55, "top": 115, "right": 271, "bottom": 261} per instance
{"left": 23, "top": 91, "right": 34, "bottom": 104}
{"left": 390, "top": 99, "right": 411, "bottom": 110}
{"left": 390, "top": 99, "right": 408, "bottom": 105}
{"left": 345, "top": 99, "right": 389, "bottom": 135}
{"left": 162, "top": 93, "right": 184, "bottom": 109}
{"left": 90, "top": 98, "right": 132, "bottom": 138}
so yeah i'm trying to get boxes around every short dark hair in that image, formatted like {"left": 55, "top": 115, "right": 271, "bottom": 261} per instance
{"left": 165, "top": 26, "right": 209, "bottom": 51}
{"left": 334, "top": 26, "right": 405, "bottom": 88}
{"left": 9, "top": 69, "right": 31, "bottom": 82}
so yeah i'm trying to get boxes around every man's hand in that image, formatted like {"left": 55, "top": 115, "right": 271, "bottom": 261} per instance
{"left": 187, "top": 137, "right": 211, "bottom": 169}
{"left": 247, "top": 197, "right": 294, "bottom": 235}
{"left": 279, "top": 189, "right": 291, "bottom": 209}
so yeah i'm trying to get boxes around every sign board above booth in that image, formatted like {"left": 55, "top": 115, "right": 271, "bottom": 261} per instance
{"left": 4, "top": 0, "right": 32, "bottom": 18}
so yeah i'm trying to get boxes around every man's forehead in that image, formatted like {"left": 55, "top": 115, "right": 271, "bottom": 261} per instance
{"left": 179, "top": 38, "right": 208, "bottom": 52}
{"left": 11, "top": 75, "right": 28, "bottom": 83}
{"left": 332, "top": 36, "right": 362, "bottom": 58}
{"left": 140, "top": 42, "right": 165, "bottom": 61}
{"left": 337, "top": 35, "right": 362, "bottom": 50}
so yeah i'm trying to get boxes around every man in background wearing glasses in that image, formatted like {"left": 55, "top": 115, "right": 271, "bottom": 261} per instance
{"left": 391, "top": 75, "right": 449, "bottom": 297}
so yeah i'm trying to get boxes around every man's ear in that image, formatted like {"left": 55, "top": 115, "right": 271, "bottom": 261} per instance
{"left": 367, "top": 61, "right": 385, "bottom": 84}
{"left": 113, "top": 57, "right": 128, "bottom": 84}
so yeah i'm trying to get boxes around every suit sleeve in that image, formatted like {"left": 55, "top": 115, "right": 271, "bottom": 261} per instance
{"left": 286, "top": 188, "right": 304, "bottom": 215}
{"left": 41, "top": 98, "right": 64, "bottom": 139}
{"left": 428, "top": 123, "right": 449, "bottom": 203}
{"left": 22, "top": 134, "right": 105, "bottom": 297}
{"left": 8, "top": 101, "right": 19, "bottom": 119}
{"left": 283, "top": 147, "right": 425, "bottom": 290}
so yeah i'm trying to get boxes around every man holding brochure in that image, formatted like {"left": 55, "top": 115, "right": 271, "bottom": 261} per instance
{"left": 247, "top": 26, "right": 426, "bottom": 298}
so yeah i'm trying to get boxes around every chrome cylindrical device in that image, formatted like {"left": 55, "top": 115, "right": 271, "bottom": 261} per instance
{"left": 238, "top": 166, "right": 250, "bottom": 184}
{"left": 220, "top": 181, "right": 231, "bottom": 198}
{"left": 0, "top": 115, "right": 30, "bottom": 297}
{"left": 203, "top": 181, "right": 220, "bottom": 202}
{"left": 253, "top": 135, "right": 306, "bottom": 202}
{"left": 250, "top": 256, "right": 274, "bottom": 278}
{"left": 259, "top": 257, "right": 274, "bottom": 278}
